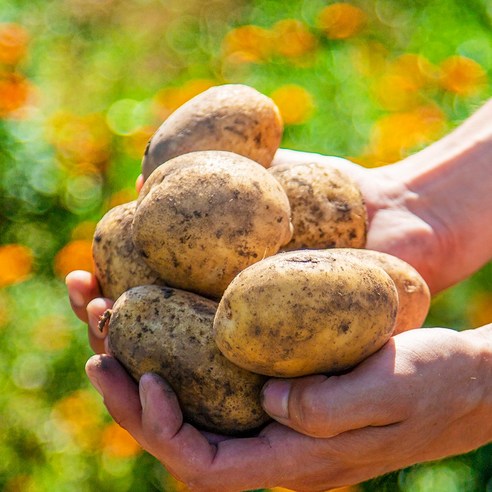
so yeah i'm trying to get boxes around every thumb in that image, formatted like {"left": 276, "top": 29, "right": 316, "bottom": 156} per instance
{"left": 261, "top": 359, "right": 406, "bottom": 437}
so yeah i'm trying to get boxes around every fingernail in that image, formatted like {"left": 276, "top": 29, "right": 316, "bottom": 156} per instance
{"left": 139, "top": 373, "right": 153, "bottom": 411}
{"left": 261, "top": 380, "right": 291, "bottom": 420}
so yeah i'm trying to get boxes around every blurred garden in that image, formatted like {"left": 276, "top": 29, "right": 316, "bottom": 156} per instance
{"left": 0, "top": 0, "right": 491, "bottom": 490}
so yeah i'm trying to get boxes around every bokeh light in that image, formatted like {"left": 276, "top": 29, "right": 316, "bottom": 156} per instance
{"left": 101, "top": 422, "right": 143, "bottom": 459}
{"left": 0, "top": 244, "right": 33, "bottom": 288}
{"left": 272, "top": 19, "right": 318, "bottom": 60}
{"left": 270, "top": 84, "right": 315, "bottom": 125}
{"left": 439, "top": 55, "right": 487, "bottom": 96}
{"left": 0, "top": 23, "right": 29, "bottom": 66}
{"left": 222, "top": 25, "right": 273, "bottom": 64}
{"left": 53, "top": 239, "right": 94, "bottom": 279}
{"left": 0, "top": 0, "right": 491, "bottom": 490}
{"left": 317, "top": 3, "right": 366, "bottom": 40}
{"left": 0, "top": 73, "right": 33, "bottom": 118}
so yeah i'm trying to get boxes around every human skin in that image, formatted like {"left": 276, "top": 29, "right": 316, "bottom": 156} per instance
{"left": 67, "top": 99, "right": 492, "bottom": 490}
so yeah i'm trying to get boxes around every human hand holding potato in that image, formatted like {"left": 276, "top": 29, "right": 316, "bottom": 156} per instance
{"left": 83, "top": 325, "right": 492, "bottom": 491}
{"left": 66, "top": 93, "right": 492, "bottom": 489}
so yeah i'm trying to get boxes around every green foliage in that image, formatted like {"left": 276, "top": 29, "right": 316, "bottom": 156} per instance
{"left": 0, "top": 0, "right": 491, "bottom": 490}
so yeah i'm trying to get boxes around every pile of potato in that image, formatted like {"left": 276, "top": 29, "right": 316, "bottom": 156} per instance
{"left": 92, "top": 84, "right": 430, "bottom": 435}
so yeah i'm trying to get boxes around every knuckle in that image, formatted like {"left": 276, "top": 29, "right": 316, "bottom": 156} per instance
{"left": 290, "top": 386, "right": 333, "bottom": 437}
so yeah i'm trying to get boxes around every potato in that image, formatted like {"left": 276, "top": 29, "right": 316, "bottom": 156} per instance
{"left": 133, "top": 150, "right": 293, "bottom": 299}
{"left": 214, "top": 249, "right": 398, "bottom": 377}
{"left": 334, "top": 248, "right": 430, "bottom": 334}
{"left": 107, "top": 285, "right": 269, "bottom": 435}
{"left": 142, "top": 84, "right": 283, "bottom": 180}
{"left": 269, "top": 161, "right": 367, "bottom": 250}
{"left": 92, "top": 201, "right": 161, "bottom": 299}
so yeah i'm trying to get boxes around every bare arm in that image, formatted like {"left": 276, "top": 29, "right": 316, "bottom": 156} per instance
{"left": 383, "top": 99, "right": 492, "bottom": 292}
{"left": 274, "top": 99, "right": 492, "bottom": 293}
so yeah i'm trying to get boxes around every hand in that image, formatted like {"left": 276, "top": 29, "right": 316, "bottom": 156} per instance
{"left": 66, "top": 270, "right": 113, "bottom": 354}
{"left": 85, "top": 326, "right": 492, "bottom": 491}
{"left": 272, "top": 149, "right": 448, "bottom": 294}
{"left": 67, "top": 148, "right": 443, "bottom": 355}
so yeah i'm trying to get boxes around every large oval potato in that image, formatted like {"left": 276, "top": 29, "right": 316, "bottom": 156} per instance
{"left": 92, "top": 201, "right": 161, "bottom": 299}
{"left": 142, "top": 84, "right": 283, "bottom": 180}
{"left": 334, "top": 248, "right": 430, "bottom": 334}
{"left": 214, "top": 250, "right": 398, "bottom": 377}
{"left": 107, "top": 285, "right": 270, "bottom": 435}
{"left": 133, "top": 150, "right": 293, "bottom": 299}
{"left": 269, "top": 161, "right": 367, "bottom": 250}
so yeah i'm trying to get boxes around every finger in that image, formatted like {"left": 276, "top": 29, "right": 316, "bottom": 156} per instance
{"left": 85, "top": 354, "right": 146, "bottom": 444}
{"left": 65, "top": 270, "right": 101, "bottom": 322}
{"left": 87, "top": 297, "right": 114, "bottom": 353}
{"left": 137, "top": 373, "right": 288, "bottom": 491}
{"left": 139, "top": 373, "right": 217, "bottom": 476}
{"left": 261, "top": 340, "right": 409, "bottom": 438}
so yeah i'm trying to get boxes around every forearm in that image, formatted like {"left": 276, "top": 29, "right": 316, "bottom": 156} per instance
{"left": 386, "top": 100, "right": 492, "bottom": 290}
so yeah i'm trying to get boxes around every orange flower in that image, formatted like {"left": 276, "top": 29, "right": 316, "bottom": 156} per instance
{"left": 374, "top": 54, "right": 438, "bottom": 111}
{"left": 0, "top": 23, "right": 29, "bottom": 65}
{"left": 52, "top": 389, "right": 103, "bottom": 450}
{"left": 54, "top": 239, "right": 94, "bottom": 278}
{"left": 222, "top": 25, "right": 273, "bottom": 64}
{"left": 0, "top": 244, "right": 33, "bottom": 288}
{"left": 108, "top": 188, "right": 138, "bottom": 209}
{"left": 101, "top": 422, "right": 143, "bottom": 458}
{"left": 0, "top": 72, "right": 32, "bottom": 118}
{"left": 47, "top": 111, "right": 112, "bottom": 171}
{"left": 272, "top": 19, "right": 318, "bottom": 59}
{"left": 271, "top": 85, "right": 314, "bottom": 125}
{"left": 467, "top": 292, "right": 492, "bottom": 328}
{"left": 439, "top": 56, "right": 487, "bottom": 96}
{"left": 317, "top": 3, "right": 366, "bottom": 40}
{"left": 366, "top": 104, "right": 446, "bottom": 164}
{"left": 153, "top": 79, "right": 217, "bottom": 120}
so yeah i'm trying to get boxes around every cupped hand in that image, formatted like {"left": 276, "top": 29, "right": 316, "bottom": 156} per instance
{"left": 66, "top": 147, "right": 446, "bottom": 351}
{"left": 272, "top": 149, "right": 445, "bottom": 294}
{"left": 85, "top": 326, "right": 492, "bottom": 491}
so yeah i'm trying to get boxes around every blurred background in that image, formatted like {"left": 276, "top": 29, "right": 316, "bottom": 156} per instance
{"left": 0, "top": 0, "right": 491, "bottom": 491}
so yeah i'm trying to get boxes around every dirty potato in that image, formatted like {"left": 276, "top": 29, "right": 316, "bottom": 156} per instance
{"left": 142, "top": 84, "right": 283, "bottom": 180}
{"left": 335, "top": 248, "right": 430, "bottom": 334}
{"left": 214, "top": 249, "right": 398, "bottom": 377}
{"left": 269, "top": 161, "right": 367, "bottom": 250}
{"left": 92, "top": 201, "right": 161, "bottom": 299}
{"left": 133, "top": 151, "right": 293, "bottom": 299}
{"left": 107, "top": 285, "right": 269, "bottom": 435}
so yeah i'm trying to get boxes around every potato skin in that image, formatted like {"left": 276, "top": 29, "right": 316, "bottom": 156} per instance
{"left": 107, "top": 285, "right": 269, "bottom": 435}
{"left": 142, "top": 84, "right": 283, "bottom": 180}
{"left": 334, "top": 249, "right": 430, "bottom": 334}
{"left": 133, "top": 151, "right": 293, "bottom": 299}
{"left": 269, "top": 161, "right": 367, "bottom": 250}
{"left": 92, "top": 201, "right": 161, "bottom": 300}
{"left": 214, "top": 250, "right": 398, "bottom": 377}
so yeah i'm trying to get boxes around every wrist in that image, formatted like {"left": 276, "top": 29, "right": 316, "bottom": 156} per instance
{"left": 384, "top": 129, "right": 492, "bottom": 291}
